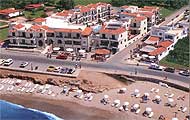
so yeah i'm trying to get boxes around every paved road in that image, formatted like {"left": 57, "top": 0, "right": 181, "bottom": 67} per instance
{"left": 160, "top": 5, "right": 189, "bottom": 26}
{"left": 0, "top": 49, "right": 189, "bottom": 84}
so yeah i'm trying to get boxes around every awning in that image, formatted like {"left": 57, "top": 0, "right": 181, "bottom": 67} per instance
{"left": 142, "top": 54, "right": 148, "bottom": 58}
{"left": 79, "top": 49, "right": 85, "bottom": 53}
{"left": 53, "top": 47, "right": 60, "bottom": 51}
{"left": 95, "top": 49, "right": 110, "bottom": 55}
{"left": 66, "top": 48, "right": 73, "bottom": 52}
{"left": 149, "top": 56, "right": 156, "bottom": 59}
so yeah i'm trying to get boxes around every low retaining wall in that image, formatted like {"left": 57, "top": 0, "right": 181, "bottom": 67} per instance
{"left": 0, "top": 66, "right": 80, "bottom": 78}
{"left": 126, "top": 75, "right": 189, "bottom": 92}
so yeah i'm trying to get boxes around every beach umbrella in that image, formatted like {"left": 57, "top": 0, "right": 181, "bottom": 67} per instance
{"left": 168, "top": 98, "right": 174, "bottom": 103}
{"left": 104, "top": 95, "right": 109, "bottom": 99}
{"left": 155, "top": 95, "right": 161, "bottom": 100}
{"left": 121, "top": 88, "right": 127, "bottom": 91}
{"left": 144, "top": 93, "right": 150, "bottom": 97}
{"left": 53, "top": 47, "right": 60, "bottom": 51}
{"left": 134, "top": 89, "right": 139, "bottom": 93}
{"left": 133, "top": 104, "right": 139, "bottom": 109}
{"left": 66, "top": 48, "right": 73, "bottom": 52}
{"left": 145, "top": 107, "right": 152, "bottom": 113}
{"left": 79, "top": 49, "right": 85, "bottom": 53}
{"left": 123, "top": 102, "right": 129, "bottom": 106}
{"left": 114, "top": 99, "right": 120, "bottom": 104}
{"left": 172, "top": 118, "right": 178, "bottom": 120}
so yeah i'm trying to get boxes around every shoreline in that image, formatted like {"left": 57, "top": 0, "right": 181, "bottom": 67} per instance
{"left": 0, "top": 94, "right": 135, "bottom": 120}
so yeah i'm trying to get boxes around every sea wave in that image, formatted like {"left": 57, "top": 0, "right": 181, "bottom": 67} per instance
{"left": 0, "top": 100, "right": 63, "bottom": 120}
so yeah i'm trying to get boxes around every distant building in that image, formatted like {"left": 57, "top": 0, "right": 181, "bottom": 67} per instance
{"left": 25, "top": 4, "right": 44, "bottom": 10}
{"left": 0, "top": 8, "right": 21, "bottom": 19}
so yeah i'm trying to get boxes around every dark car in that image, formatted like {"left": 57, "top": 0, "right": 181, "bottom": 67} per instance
{"left": 164, "top": 67, "right": 175, "bottom": 73}
{"left": 179, "top": 70, "right": 190, "bottom": 77}
{"left": 56, "top": 54, "right": 68, "bottom": 60}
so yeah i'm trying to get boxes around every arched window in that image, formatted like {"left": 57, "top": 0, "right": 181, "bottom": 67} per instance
{"left": 58, "top": 40, "right": 62, "bottom": 44}
{"left": 38, "top": 40, "right": 43, "bottom": 47}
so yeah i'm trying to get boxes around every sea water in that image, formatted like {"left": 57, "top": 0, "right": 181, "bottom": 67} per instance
{"left": 0, "top": 100, "right": 63, "bottom": 120}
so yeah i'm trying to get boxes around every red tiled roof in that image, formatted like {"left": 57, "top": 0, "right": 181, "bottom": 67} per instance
{"left": 81, "top": 27, "right": 92, "bottom": 36}
{"left": 148, "top": 36, "right": 160, "bottom": 41}
{"left": 138, "top": 11, "right": 154, "bottom": 17}
{"left": 158, "top": 40, "right": 173, "bottom": 48}
{"left": 25, "top": 4, "right": 43, "bottom": 9}
{"left": 95, "top": 49, "right": 110, "bottom": 55}
{"left": 99, "top": 26, "right": 126, "bottom": 35}
{"left": 0, "top": 9, "right": 19, "bottom": 15}
{"left": 34, "top": 18, "right": 46, "bottom": 23}
{"left": 121, "top": 12, "right": 138, "bottom": 17}
{"left": 133, "top": 16, "right": 146, "bottom": 22}
{"left": 121, "top": 5, "right": 129, "bottom": 9}
{"left": 14, "top": 24, "right": 24, "bottom": 29}
{"left": 149, "top": 47, "right": 166, "bottom": 56}
{"left": 55, "top": 28, "right": 82, "bottom": 33}
{"left": 56, "top": 10, "right": 73, "bottom": 17}
{"left": 30, "top": 25, "right": 41, "bottom": 30}
{"left": 144, "top": 6, "right": 159, "bottom": 10}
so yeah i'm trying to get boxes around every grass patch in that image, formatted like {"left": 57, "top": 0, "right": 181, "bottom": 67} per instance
{"left": 0, "top": 22, "right": 7, "bottom": 26}
{"left": 160, "top": 7, "right": 176, "bottom": 18}
{"left": 23, "top": 10, "right": 47, "bottom": 19}
{"left": 160, "top": 37, "right": 189, "bottom": 69}
{"left": 74, "top": 0, "right": 111, "bottom": 5}
{"left": 0, "top": 28, "right": 8, "bottom": 41}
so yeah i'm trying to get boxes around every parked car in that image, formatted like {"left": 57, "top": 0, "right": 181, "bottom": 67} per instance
{"left": 179, "top": 70, "right": 190, "bottom": 77}
{"left": 0, "top": 59, "right": 5, "bottom": 65}
{"left": 148, "top": 63, "right": 164, "bottom": 71}
{"left": 19, "top": 62, "right": 29, "bottom": 68}
{"left": 53, "top": 67, "right": 62, "bottom": 73}
{"left": 164, "top": 67, "right": 175, "bottom": 73}
{"left": 47, "top": 66, "right": 56, "bottom": 72}
{"left": 3, "top": 59, "right": 13, "bottom": 66}
{"left": 56, "top": 54, "right": 68, "bottom": 60}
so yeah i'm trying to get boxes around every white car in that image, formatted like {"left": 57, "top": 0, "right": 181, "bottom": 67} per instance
{"left": 3, "top": 59, "right": 13, "bottom": 66}
{"left": 19, "top": 62, "right": 29, "bottom": 68}
{"left": 0, "top": 59, "right": 5, "bottom": 65}
{"left": 149, "top": 63, "right": 164, "bottom": 71}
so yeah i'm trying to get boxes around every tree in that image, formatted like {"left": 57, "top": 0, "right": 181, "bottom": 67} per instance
{"left": 56, "top": 0, "right": 74, "bottom": 10}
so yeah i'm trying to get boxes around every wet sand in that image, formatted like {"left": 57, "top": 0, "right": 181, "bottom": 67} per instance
{"left": 0, "top": 94, "right": 133, "bottom": 120}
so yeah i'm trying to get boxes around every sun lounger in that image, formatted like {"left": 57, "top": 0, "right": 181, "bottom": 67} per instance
{"left": 150, "top": 88, "right": 155, "bottom": 92}
{"left": 20, "top": 87, "right": 25, "bottom": 92}
{"left": 24, "top": 83, "right": 28, "bottom": 87}
{"left": 1, "top": 79, "right": 6, "bottom": 83}
{"left": 7, "top": 86, "right": 10, "bottom": 91}
{"left": 9, "top": 86, "right": 14, "bottom": 91}
{"left": 34, "top": 84, "right": 39, "bottom": 89}
{"left": 148, "top": 112, "right": 154, "bottom": 118}
{"left": 30, "top": 88, "right": 35, "bottom": 93}
{"left": 26, "top": 88, "right": 31, "bottom": 93}
{"left": 182, "top": 107, "right": 187, "bottom": 113}
{"left": 8, "top": 80, "right": 12, "bottom": 84}
{"left": 155, "top": 89, "right": 159, "bottom": 93}
{"left": 51, "top": 93, "right": 56, "bottom": 97}
{"left": 135, "top": 109, "right": 141, "bottom": 114}
{"left": 4, "top": 79, "right": 9, "bottom": 84}
{"left": 168, "top": 93, "right": 174, "bottom": 98}
{"left": 0, "top": 85, "right": 4, "bottom": 91}
{"left": 17, "top": 87, "right": 22, "bottom": 92}
{"left": 48, "top": 90, "right": 52, "bottom": 95}
{"left": 41, "top": 89, "right": 46, "bottom": 94}
{"left": 135, "top": 93, "right": 141, "bottom": 98}
{"left": 88, "top": 96, "right": 93, "bottom": 101}
{"left": 10, "top": 81, "right": 15, "bottom": 85}
{"left": 27, "top": 82, "right": 32, "bottom": 88}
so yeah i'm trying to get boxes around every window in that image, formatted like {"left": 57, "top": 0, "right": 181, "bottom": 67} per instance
{"left": 13, "top": 39, "right": 16, "bottom": 44}
{"left": 124, "top": 39, "right": 126, "bottom": 42}
{"left": 31, "top": 40, "right": 34, "bottom": 44}
{"left": 159, "top": 33, "right": 162, "bottom": 36}
{"left": 12, "top": 32, "right": 15, "bottom": 36}
{"left": 83, "top": 41, "right": 86, "bottom": 44}
{"left": 110, "top": 41, "right": 118, "bottom": 47}
{"left": 102, "top": 34, "right": 106, "bottom": 39}
{"left": 22, "top": 39, "right": 25, "bottom": 44}
{"left": 112, "top": 35, "right": 115, "bottom": 40}
{"left": 100, "top": 40, "right": 109, "bottom": 46}
{"left": 76, "top": 33, "right": 80, "bottom": 38}
{"left": 39, "top": 33, "right": 43, "bottom": 37}
{"left": 120, "top": 41, "right": 122, "bottom": 44}
{"left": 65, "top": 41, "right": 72, "bottom": 45}
{"left": 144, "top": 27, "right": 146, "bottom": 30}
{"left": 120, "top": 34, "right": 122, "bottom": 37}
{"left": 58, "top": 40, "right": 62, "bottom": 44}
{"left": 73, "top": 41, "right": 81, "bottom": 45}
{"left": 30, "top": 33, "right": 33, "bottom": 38}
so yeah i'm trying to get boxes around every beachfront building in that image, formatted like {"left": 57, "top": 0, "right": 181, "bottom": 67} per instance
{"left": 120, "top": 5, "right": 139, "bottom": 13}
{"left": 0, "top": 8, "right": 21, "bottom": 19}
{"left": 119, "top": 12, "right": 147, "bottom": 36}
{"left": 51, "top": 2, "right": 111, "bottom": 25}
{"left": 8, "top": 21, "right": 93, "bottom": 52}
{"left": 91, "top": 20, "right": 128, "bottom": 53}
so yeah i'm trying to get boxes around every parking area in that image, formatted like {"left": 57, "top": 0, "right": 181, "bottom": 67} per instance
{"left": 0, "top": 58, "right": 80, "bottom": 77}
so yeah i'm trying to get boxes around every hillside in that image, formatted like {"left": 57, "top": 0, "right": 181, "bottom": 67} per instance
{"left": 160, "top": 36, "right": 190, "bottom": 69}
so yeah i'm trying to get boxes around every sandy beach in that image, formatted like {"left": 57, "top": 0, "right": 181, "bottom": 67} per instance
{"left": 0, "top": 70, "right": 189, "bottom": 120}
